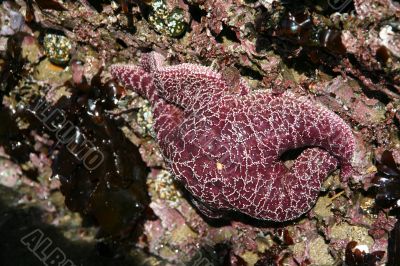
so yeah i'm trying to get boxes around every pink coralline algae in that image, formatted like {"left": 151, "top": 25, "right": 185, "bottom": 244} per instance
{"left": 110, "top": 52, "right": 356, "bottom": 222}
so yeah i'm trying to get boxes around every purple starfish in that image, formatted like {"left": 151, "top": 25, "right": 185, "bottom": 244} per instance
{"left": 110, "top": 52, "right": 355, "bottom": 222}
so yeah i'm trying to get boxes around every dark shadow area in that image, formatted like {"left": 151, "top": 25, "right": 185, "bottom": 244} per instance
{"left": 235, "top": 64, "right": 264, "bottom": 81}
{"left": 186, "top": 1, "right": 207, "bottom": 23}
{"left": 0, "top": 107, "right": 40, "bottom": 180}
{"left": 388, "top": 219, "right": 400, "bottom": 266}
{"left": 0, "top": 185, "right": 152, "bottom": 266}
{"left": 215, "top": 25, "right": 240, "bottom": 44}
{"left": 279, "top": 147, "right": 306, "bottom": 162}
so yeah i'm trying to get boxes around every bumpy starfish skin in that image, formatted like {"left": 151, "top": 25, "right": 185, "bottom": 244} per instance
{"left": 110, "top": 52, "right": 355, "bottom": 222}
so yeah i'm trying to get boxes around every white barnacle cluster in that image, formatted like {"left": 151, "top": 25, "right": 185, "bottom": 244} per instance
{"left": 136, "top": 100, "right": 156, "bottom": 138}
{"left": 147, "top": 0, "right": 187, "bottom": 38}
{"left": 147, "top": 169, "right": 182, "bottom": 206}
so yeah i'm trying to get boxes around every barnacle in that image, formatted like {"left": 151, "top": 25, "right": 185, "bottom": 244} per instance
{"left": 43, "top": 33, "right": 72, "bottom": 65}
{"left": 147, "top": 0, "right": 187, "bottom": 38}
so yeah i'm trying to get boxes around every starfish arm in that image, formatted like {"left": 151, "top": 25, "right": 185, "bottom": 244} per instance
{"left": 110, "top": 63, "right": 185, "bottom": 145}
{"left": 256, "top": 93, "right": 355, "bottom": 179}
{"left": 259, "top": 148, "right": 338, "bottom": 221}
{"left": 140, "top": 52, "right": 165, "bottom": 72}
{"left": 141, "top": 52, "right": 249, "bottom": 109}
{"left": 152, "top": 100, "right": 184, "bottom": 147}
{"left": 110, "top": 64, "right": 158, "bottom": 102}
{"left": 285, "top": 147, "right": 338, "bottom": 212}
{"left": 156, "top": 63, "right": 229, "bottom": 109}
